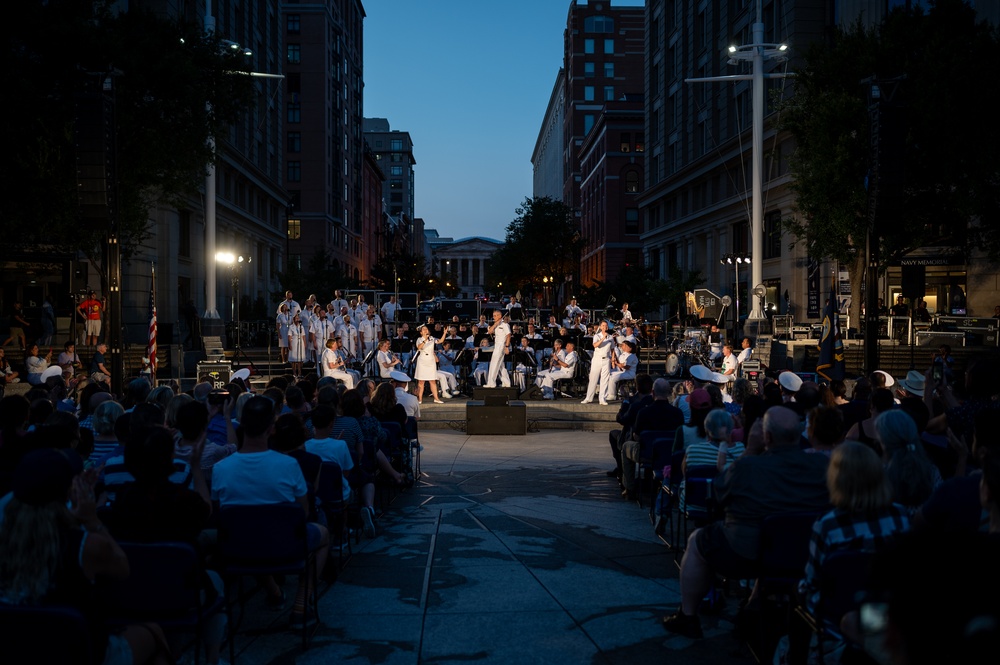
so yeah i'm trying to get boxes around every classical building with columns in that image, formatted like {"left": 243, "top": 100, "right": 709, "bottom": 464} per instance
{"left": 426, "top": 232, "right": 503, "bottom": 299}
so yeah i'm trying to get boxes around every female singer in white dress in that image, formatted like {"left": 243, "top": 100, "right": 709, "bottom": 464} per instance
{"left": 276, "top": 304, "right": 290, "bottom": 362}
{"left": 414, "top": 324, "right": 447, "bottom": 404}
{"left": 287, "top": 313, "right": 307, "bottom": 379}
{"left": 582, "top": 320, "right": 615, "bottom": 405}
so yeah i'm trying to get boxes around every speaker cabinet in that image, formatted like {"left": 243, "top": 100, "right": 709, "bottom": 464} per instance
{"left": 472, "top": 386, "right": 520, "bottom": 401}
{"left": 466, "top": 401, "right": 527, "bottom": 435}
{"left": 519, "top": 384, "right": 545, "bottom": 400}
{"left": 196, "top": 362, "right": 232, "bottom": 389}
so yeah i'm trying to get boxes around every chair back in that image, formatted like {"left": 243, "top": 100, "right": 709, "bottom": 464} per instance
{"left": 815, "top": 549, "right": 874, "bottom": 629}
{"left": 218, "top": 503, "right": 308, "bottom": 573}
{"left": 650, "top": 435, "right": 675, "bottom": 477}
{"left": 668, "top": 449, "right": 685, "bottom": 488}
{"left": 638, "top": 430, "right": 675, "bottom": 462}
{"left": 0, "top": 603, "right": 93, "bottom": 664}
{"left": 380, "top": 420, "right": 404, "bottom": 451}
{"left": 759, "top": 511, "right": 824, "bottom": 584}
{"left": 109, "top": 541, "right": 203, "bottom": 617}
{"left": 316, "top": 461, "right": 345, "bottom": 506}
{"left": 682, "top": 464, "right": 718, "bottom": 520}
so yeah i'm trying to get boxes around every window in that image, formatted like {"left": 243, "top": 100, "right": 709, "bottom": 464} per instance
{"left": 584, "top": 114, "right": 595, "bottom": 135}
{"left": 625, "top": 171, "right": 640, "bottom": 193}
{"left": 604, "top": 86, "right": 615, "bottom": 101}
{"left": 390, "top": 180, "right": 402, "bottom": 189}
{"left": 604, "top": 62, "right": 614, "bottom": 78}
{"left": 287, "top": 101, "right": 300, "bottom": 123}
{"left": 604, "top": 39, "right": 614, "bottom": 54}
{"left": 390, "top": 139, "right": 403, "bottom": 151}
{"left": 584, "top": 39, "right": 595, "bottom": 54}
{"left": 178, "top": 210, "right": 191, "bottom": 258}
{"left": 390, "top": 166, "right": 402, "bottom": 176}
{"left": 289, "top": 254, "right": 301, "bottom": 271}
{"left": 287, "top": 132, "right": 301, "bottom": 152}
{"left": 287, "top": 161, "right": 301, "bottom": 182}
{"left": 625, "top": 209, "right": 639, "bottom": 235}
{"left": 286, "top": 73, "right": 300, "bottom": 94}
{"left": 635, "top": 132, "right": 645, "bottom": 152}
{"left": 584, "top": 62, "right": 595, "bottom": 78}
{"left": 287, "top": 219, "right": 301, "bottom": 240}
{"left": 270, "top": 247, "right": 278, "bottom": 277}
{"left": 287, "top": 44, "right": 301, "bottom": 64}
{"left": 584, "top": 16, "right": 614, "bottom": 33}
{"left": 764, "top": 210, "right": 783, "bottom": 259}
{"left": 286, "top": 14, "right": 300, "bottom": 34}
{"left": 584, "top": 86, "right": 595, "bottom": 101}
{"left": 620, "top": 133, "right": 631, "bottom": 153}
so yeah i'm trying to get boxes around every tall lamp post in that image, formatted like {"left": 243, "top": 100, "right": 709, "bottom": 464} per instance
{"left": 687, "top": 2, "right": 789, "bottom": 328}
{"left": 215, "top": 251, "right": 253, "bottom": 368}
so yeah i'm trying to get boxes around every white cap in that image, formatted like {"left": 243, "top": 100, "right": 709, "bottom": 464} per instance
{"left": 689, "top": 364, "right": 714, "bottom": 382}
{"left": 874, "top": 370, "right": 896, "bottom": 388}
{"left": 779, "top": 371, "right": 803, "bottom": 393}
{"left": 41, "top": 366, "right": 63, "bottom": 382}
{"left": 390, "top": 370, "right": 410, "bottom": 383}
{"left": 232, "top": 368, "right": 251, "bottom": 382}
{"left": 711, "top": 372, "right": 730, "bottom": 384}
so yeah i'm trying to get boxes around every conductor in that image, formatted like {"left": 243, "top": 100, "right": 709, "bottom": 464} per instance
{"left": 486, "top": 309, "right": 512, "bottom": 388}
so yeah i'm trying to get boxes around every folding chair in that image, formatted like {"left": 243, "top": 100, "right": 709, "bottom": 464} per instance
{"left": 636, "top": 430, "right": 675, "bottom": 508}
{"left": 316, "top": 461, "right": 352, "bottom": 567}
{"left": 675, "top": 464, "right": 719, "bottom": 562}
{"left": 106, "top": 541, "right": 225, "bottom": 665}
{"left": 795, "top": 549, "right": 874, "bottom": 664}
{"left": 655, "top": 449, "right": 686, "bottom": 549}
{"left": 217, "top": 503, "right": 318, "bottom": 662}
{"left": 744, "top": 511, "right": 823, "bottom": 662}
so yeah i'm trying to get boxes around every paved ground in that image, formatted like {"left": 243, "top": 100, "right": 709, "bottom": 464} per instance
{"left": 223, "top": 429, "right": 754, "bottom": 664}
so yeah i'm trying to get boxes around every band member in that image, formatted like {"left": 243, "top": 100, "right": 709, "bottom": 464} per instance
{"left": 380, "top": 295, "right": 399, "bottom": 338}
{"left": 310, "top": 308, "right": 335, "bottom": 376}
{"left": 512, "top": 336, "right": 536, "bottom": 390}
{"left": 620, "top": 302, "right": 635, "bottom": 324}
{"left": 276, "top": 290, "right": 301, "bottom": 318}
{"left": 736, "top": 337, "right": 753, "bottom": 366}
{"left": 472, "top": 338, "right": 492, "bottom": 386}
{"left": 486, "top": 310, "right": 512, "bottom": 388}
{"left": 475, "top": 314, "right": 489, "bottom": 331}
{"left": 535, "top": 340, "right": 577, "bottom": 399}
{"left": 377, "top": 338, "right": 401, "bottom": 379}
{"left": 582, "top": 320, "right": 614, "bottom": 405}
{"left": 276, "top": 303, "right": 291, "bottom": 363}
{"left": 340, "top": 314, "right": 360, "bottom": 362}
{"left": 330, "top": 289, "right": 349, "bottom": 315}
{"left": 523, "top": 323, "right": 544, "bottom": 367}
{"left": 435, "top": 341, "right": 460, "bottom": 397}
{"left": 565, "top": 298, "right": 584, "bottom": 321}
{"left": 605, "top": 338, "right": 638, "bottom": 402}
{"left": 359, "top": 306, "right": 382, "bottom": 360}
{"left": 546, "top": 314, "right": 560, "bottom": 329}
{"left": 393, "top": 323, "right": 413, "bottom": 371}
{"left": 322, "top": 338, "right": 356, "bottom": 388}
{"left": 287, "top": 313, "right": 307, "bottom": 378}
{"left": 721, "top": 344, "right": 738, "bottom": 380}
{"left": 414, "top": 324, "right": 448, "bottom": 403}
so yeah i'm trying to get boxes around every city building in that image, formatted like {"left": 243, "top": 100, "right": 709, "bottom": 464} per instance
{"left": 283, "top": 0, "right": 368, "bottom": 283}
{"left": 426, "top": 232, "right": 503, "bottom": 300}
{"left": 561, "top": 0, "right": 645, "bottom": 289}
{"left": 364, "top": 118, "right": 416, "bottom": 222}
{"left": 531, "top": 71, "right": 565, "bottom": 201}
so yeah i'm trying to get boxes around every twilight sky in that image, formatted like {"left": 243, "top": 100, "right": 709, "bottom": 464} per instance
{"left": 363, "top": 0, "right": 644, "bottom": 242}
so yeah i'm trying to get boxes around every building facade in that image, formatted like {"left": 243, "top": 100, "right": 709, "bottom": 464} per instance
{"left": 363, "top": 118, "right": 416, "bottom": 222}
{"left": 639, "top": 0, "right": 825, "bottom": 323}
{"left": 283, "top": 0, "right": 367, "bottom": 283}
{"left": 562, "top": 0, "right": 646, "bottom": 289}
{"left": 531, "top": 71, "right": 566, "bottom": 202}
{"left": 426, "top": 234, "right": 503, "bottom": 300}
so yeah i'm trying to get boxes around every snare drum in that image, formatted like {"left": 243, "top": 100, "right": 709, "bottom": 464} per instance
{"left": 665, "top": 352, "right": 680, "bottom": 377}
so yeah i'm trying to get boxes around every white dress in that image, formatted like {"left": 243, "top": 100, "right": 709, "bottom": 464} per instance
{"left": 288, "top": 324, "right": 307, "bottom": 363}
{"left": 276, "top": 313, "right": 290, "bottom": 348}
{"left": 414, "top": 336, "right": 438, "bottom": 381}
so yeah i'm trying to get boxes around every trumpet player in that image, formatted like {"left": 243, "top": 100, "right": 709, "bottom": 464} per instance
{"left": 605, "top": 338, "right": 638, "bottom": 403}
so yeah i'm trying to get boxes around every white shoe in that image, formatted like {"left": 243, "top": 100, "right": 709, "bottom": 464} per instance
{"left": 599, "top": 400, "right": 609, "bottom": 406}
{"left": 581, "top": 399, "right": 593, "bottom": 404}
{"left": 441, "top": 391, "right": 452, "bottom": 399}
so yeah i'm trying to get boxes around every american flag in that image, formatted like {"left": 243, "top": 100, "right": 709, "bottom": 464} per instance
{"left": 147, "top": 264, "right": 157, "bottom": 375}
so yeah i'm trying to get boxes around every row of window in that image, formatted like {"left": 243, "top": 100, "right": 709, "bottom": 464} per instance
{"left": 584, "top": 38, "right": 615, "bottom": 55}
{"left": 584, "top": 62, "right": 615, "bottom": 78}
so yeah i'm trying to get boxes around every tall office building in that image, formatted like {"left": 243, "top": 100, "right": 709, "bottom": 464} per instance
{"left": 562, "top": 0, "right": 645, "bottom": 289}
{"left": 282, "top": 0, "right": 368, "bottom": 283}
{"left": 363, "top": 118, "right": 416, "bottom": 222}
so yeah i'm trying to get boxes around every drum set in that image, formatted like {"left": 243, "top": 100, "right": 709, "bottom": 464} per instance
{"left": 663, "top": 327, "right": 713, "bottom": 378}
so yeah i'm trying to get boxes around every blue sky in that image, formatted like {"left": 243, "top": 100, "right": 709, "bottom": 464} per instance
{"left": 363, "top": 0, "right": 644, "bottom": 242}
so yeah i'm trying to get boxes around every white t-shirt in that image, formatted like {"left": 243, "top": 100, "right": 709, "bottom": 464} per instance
{"left": 304, "top": 438, "right": 354, "bottom": 501}
{"left": 211, "top": 450, "right": 307, "bottom": 506}
{"left": 381, "top": 301, "right": 398, "bottom": 322}
{"left": 396, "top": 387, "right": 421, "bottom": 419}
{"left": 722, "top": 354, "right": 738, "bottom": 375}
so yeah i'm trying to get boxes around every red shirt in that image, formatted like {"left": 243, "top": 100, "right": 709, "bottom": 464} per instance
{"left": 80, "top": 298, "right": 103, "bottom": 320}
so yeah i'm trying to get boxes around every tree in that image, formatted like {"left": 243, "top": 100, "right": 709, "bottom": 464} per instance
{"left": 277, "top": 248, "right": 357, "bottom": 304}
{"left": 576, "top": 264, "right": 679, "bottom": 319}
{"left": 779, "top": 0, "right": 1000, "bottom": 326}
{"left": 2, "top": 2, "right": 256, "bottom": 275}
{"left": 487, "top": 197, "right": 586, "bottom": 306}
{"left": 368, "top": 250, "right": 434, "bottom": 299}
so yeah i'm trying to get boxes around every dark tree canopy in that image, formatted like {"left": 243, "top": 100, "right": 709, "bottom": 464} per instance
{"left": 487, "top": 197, "right": 586, "bottom": 302}
{"left": 780, "top": 0, "right": 1000, "bottom": 265}
{"left": 2, "top": 1, "right": 256, "bottom": 265}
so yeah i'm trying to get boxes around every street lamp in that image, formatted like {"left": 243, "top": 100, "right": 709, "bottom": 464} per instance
{"left": 720, "top": 253, "right": 751, "bottom": 332}
{"left": 216, "top": 252, "right": 251, "bottom": 358}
